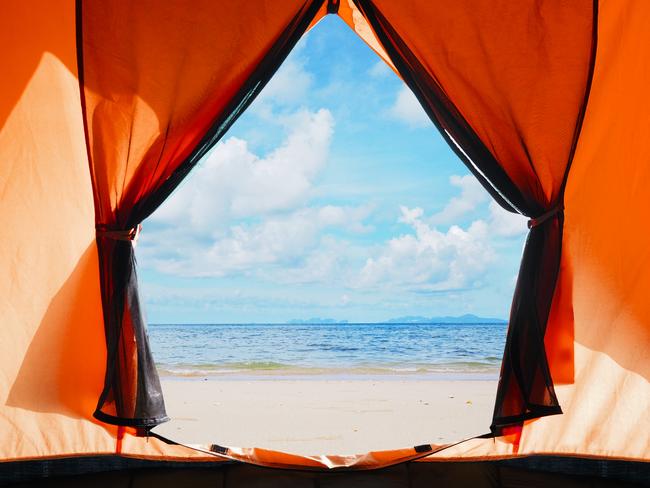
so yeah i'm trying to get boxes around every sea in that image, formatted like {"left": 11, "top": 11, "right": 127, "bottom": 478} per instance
{"left": 149, "top": 322, "right": 507, "bottom": 380}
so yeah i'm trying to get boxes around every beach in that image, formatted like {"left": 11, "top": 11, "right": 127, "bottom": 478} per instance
{"left": 155, "top": 377, "right": 498, "bottom": 455}
{"left": 149, "top": 322, "right": 503, "bottom": 454}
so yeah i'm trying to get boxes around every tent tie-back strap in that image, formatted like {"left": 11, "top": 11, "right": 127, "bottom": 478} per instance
{"left": 96, "top": 224, "right": 142, "bottom": 241}
{"left": 527, "top": 204, "right": 564, "bottom": 229}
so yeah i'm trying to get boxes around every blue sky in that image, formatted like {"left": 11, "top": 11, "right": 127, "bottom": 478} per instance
{"left": 136, "top": 16, "right": 528, "bottom": 324}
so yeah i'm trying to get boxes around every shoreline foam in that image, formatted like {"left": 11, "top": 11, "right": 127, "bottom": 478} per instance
{"left": 158, "top": 371, "right": 499, "bottom": 382}
{"left": 156, "top": 362, "right": 501, "bottom": 378}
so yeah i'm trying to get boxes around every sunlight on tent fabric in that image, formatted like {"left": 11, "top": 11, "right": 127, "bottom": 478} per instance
{"left": 0, "top": 12, "right": 114, "bottom": 461}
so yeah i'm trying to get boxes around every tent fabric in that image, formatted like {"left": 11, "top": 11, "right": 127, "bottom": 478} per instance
{"left": 352, "top": 0, "right": 596, "bottom": 430}
{"left": 0, "top": 0, "right": 117, "bottom": 463}
{"left": 78, "top": 0, "right": 327, "bottom": 428}
{"left": 0, "top": 0, "right": 648, "bottom": 478}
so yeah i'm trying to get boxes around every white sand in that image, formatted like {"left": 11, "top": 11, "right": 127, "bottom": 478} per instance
{"left": 155, "top": 378, "right": 497, "bottom": 456}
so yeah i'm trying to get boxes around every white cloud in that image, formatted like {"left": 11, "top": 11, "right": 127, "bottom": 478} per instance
{"left": 143, "top": 205, "right": 371, "bottom": 279}
{"left": 139, "top": 100, "right": 399, "bottom": 284}
{"left": 264, "top": 235, "right": 351, "bottom": 285}
{"left": 355, "top": 206, "right": 494, "bottom": 291}
{"left": 430, "top": 174, "right": 490, "bottom": 224}
{"left": 487, "top": 200, "right": 528, "bottom": 237}
{"left": 428, "top": 174, "right": 528, "bottom": 237}
{"left": 152, "top": 109, "right": 334, "bottom": 235}
{"left": 389, "top": 86, "right": 431, "bottom": 128}
{"left": 252, "top": 47, "right": 313, "bottom": 112}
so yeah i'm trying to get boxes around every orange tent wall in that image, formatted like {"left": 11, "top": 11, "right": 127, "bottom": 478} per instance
{"left": 0, "top": 1, "right": 117, "bottom": 460}
{"left": 526, "top": 0, "right": 650, "bottom": 459}
{"left": 0, "top": 0, "right": 648, "bottom": 467}
{"left": 421, "top": 0, "right": 650, "bottom": 462}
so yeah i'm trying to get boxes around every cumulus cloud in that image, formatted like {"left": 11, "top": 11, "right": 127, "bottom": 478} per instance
{"left": 152, "top": 109, "right": 334, "bottom": 234}
{"left": 430, "top": 174, "right": 490, "bottom": 224}
{"left": 138, "top": 107, "right": 365, "bottom": 279}
{"left": 143, "top": 205, "right": 371, "bottom": 279}
{"left": 429, "top": 174, "right": 528, "bottom": 237}
{"left": 252, "top": 46, "right": 313, "bottom": 113}
{"left": 354, "top": 206, "right": 494, "bottom": 291}
{"left": 487, "top": 200, "right": 528, "bottom": 237}
{"left": 389, "top": 86, "right": 431, "bottom": 128}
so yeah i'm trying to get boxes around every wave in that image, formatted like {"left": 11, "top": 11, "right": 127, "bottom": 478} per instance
{"left": 157, "top": 361, "right": 292, "bottom": 375}
{"left": 156, "top": 361, "right": 501, "bottom": 377}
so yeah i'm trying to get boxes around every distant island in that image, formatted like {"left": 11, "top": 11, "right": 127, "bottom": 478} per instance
{"left": 287, "top": 314, "right": 506, "bottom": 325}
{"left": 384, "top": 314, "right": 507, "bottom": 324}
{"left": 288, "top": 318, "right": 349, "bottom": 324}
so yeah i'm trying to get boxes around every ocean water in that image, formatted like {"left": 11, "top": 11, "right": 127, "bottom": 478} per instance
{"left": 149, "top": 322, "right": 507, "bottom": 378}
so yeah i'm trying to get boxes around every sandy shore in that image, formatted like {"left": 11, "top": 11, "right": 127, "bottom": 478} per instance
{"left": 154, "top": 377, "right": 497, "bottom": 456}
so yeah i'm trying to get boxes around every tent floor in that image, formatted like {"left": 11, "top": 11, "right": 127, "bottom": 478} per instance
{"left": 2, "top": 457, "right": 648, "bottom": 487}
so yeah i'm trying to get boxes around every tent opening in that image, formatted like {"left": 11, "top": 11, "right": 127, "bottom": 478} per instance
{"left": 134, "top": 15, "right": 528, "bottom": 455}
{"left": 5, "top": 1, "right": 649, "bottom": 485}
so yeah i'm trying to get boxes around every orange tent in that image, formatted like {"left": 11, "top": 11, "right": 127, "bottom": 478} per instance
{"left": 0, "top": 0, "right": 648, "bottom": 486}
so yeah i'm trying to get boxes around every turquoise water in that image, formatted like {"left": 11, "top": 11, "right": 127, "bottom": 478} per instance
{"left": 149, "top": 322, "right": 507, "bottom": 377}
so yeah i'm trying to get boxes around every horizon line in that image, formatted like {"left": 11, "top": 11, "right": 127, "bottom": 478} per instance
{"left": 148, "top": 320, "right": 509, "bottom": 326}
